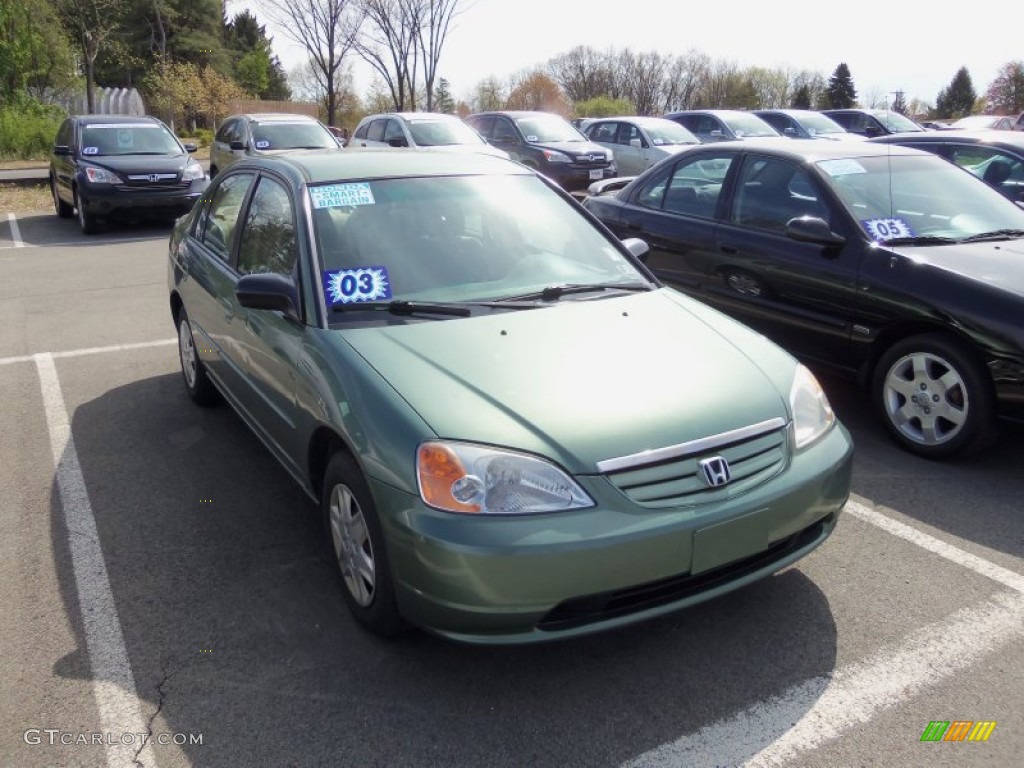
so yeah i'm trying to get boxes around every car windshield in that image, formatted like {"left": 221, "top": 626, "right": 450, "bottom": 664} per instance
{"left": 816, "top": 154, "right": 1024, "bottom": 241}
{"left": 798, "top": 113, "right": 846, "bottom": 136}
{"left": 514, "top": 115, "right": 585, "bottom": 143}
{"left": 723, "top": 114, "right": 778, "bottom": 138}
{"left": 877, "top": 112, "right": 924, "bottom": 132}
{"left": 310, "top": 174, "right": 651, "bottom": 310}
{"left": 79, "top": 124, "right": 181, "bottom": 156}
{"left": 407, "top": 119, "right": 484, "bottom": 146}
{"left": 641, "top": 119, "right": 699, "bottom": 145}
{"left": 252, "top": 121, "right": 335, "bottom": 150}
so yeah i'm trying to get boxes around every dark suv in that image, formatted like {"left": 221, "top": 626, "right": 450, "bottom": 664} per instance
{"left": 49, "top": 114, "right": 207, "bottom": 234}
{"left": 821, "top": 109, "right": 926, "bottom": 137}
{"left": 465, "top": 111, "right": 616, "bottom": 191}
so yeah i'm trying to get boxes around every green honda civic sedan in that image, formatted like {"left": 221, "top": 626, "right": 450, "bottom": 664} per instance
{"left": 167, "top": 149, "right": 853, "bottom": 643}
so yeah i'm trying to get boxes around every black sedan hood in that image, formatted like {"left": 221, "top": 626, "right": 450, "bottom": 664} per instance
{"left": 895, "top": 238, "right": 1024, "bottom": 295}
{"left": 83, "top": 153, "right": 192, "bottom": 174}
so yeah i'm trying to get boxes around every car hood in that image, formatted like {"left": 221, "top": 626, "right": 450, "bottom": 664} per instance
{"left": 420, "top": 144, "right": 510, "bottom": 159}
{"left": 340, "top": 290, "right": 791, "bottom": 473}
{"left": 82, "top": 154, "right": 192, "bottom": 174}
{"left": 530, "top": 140, "right": 611, "bottom": 159}
{"left": 894, "top": 238, "right": 1024, "bottom": 295}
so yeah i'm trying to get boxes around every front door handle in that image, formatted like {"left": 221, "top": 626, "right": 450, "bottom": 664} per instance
{"left": 719, "top": 244, "right": 739, "bottom": 254}
{"left": 219, "top": 298, "right": 234, "bottom": 321}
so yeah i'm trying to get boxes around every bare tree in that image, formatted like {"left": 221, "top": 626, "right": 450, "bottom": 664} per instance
{"left": 661, "top": 50, "right": 710, "bottom": 112}
{"left": 417, "top": 0, "right": 464, "bottom": 111}
{"left": 745, "top": 66, "right": 790, "bottom": 109}
{"left": 356, "top": 0, "right": 420, "bottom": 111}
{"left": 261, "top": 0, "right": 363, "bottom": 126}
{"left": 54, "top": 0, "right": 125, "bottom": 113}
{"left": 547, "top": 45, "right": 617, "bottom": 104}
{"left": 617, "top": 49, "right": 667, "bottom": 115}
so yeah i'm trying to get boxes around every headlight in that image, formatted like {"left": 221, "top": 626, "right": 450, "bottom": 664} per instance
{"left": 83, "top": 166, "right": 122, "bottom": 184}
{"left": 789, "top": 364, "right": 835, "bottom": 449}
{"left": 542, "top": 149, "right": 571, "bottom": 164}
{"left": 181, "top": 162, "right": 205, "bottom": 182}
{"left": 416, "top": 441, "right": 593, "bottom": 515}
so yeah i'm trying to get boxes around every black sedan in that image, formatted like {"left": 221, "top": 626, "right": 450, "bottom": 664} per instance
{"left": 869, "top": 130, "right": 1024, "bottom": 203}
{"left": 50, "top": 114, "right": 208, "bottom": 234}
{"left": 583, "top": 140, "right": 1024, "bottom": 458}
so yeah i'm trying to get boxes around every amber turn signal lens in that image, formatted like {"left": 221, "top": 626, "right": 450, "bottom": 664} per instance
{"left": 417, "top": 443, "right": 481, "bottom": 513}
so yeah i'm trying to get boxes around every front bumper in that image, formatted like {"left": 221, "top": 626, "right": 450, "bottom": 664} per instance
{"left": 78, "top": 178, "right": 208, "bottom": 218}
{"left": 547, "top": 164, "right": 618, "bottom": 191}
{"left": 374, "top": 423, "right": 853, "bottom": 643}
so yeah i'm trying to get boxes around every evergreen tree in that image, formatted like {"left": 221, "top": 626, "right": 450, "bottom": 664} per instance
{"left": 224, "top": 10, "right": 290, "bottom": 100}
{"left": 433, "top": 77, "right": 454, "bottom": 113}
{"left": 825, "top": 63, "right": 857, "bottom": 109}
{"left": 891, "top": 90, "right": 907, "bottom": 115}
{"left": 791, "top": 84, "right": 811, "bottom": 109}
{"left": 934, "top": 67, "right": 976, "bottom": 119}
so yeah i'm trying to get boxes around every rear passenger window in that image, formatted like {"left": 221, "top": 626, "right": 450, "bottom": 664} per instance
{"left": 198, "top": 173, "right": 254, "bottom": 261}
{"left": 638, "top": 153, "right": 736, "bottom": 218}
{"left": 236, "top": 177, "right": 297, "bottom": 276}
{"left": 591, "top": 122, "right": 618, "bottom": 143}
{"left": 353, "top": 122, "right": 369, "bottom": 140}
{"left": 366, "top": 120, "right": 385, "bottom": 142}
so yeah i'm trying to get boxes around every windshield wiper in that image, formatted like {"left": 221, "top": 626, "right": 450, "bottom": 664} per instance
{"left": 331, "top": 300, "right": 472, "bottom": 317}
{"left": 494, "top": 281, "right": 653, "bottom": 302}
{"left": 878, "top": 235, "right": 957, "bottom": 246}
{"left": 957, "top": 229, "right": 1024, "bottom": 243}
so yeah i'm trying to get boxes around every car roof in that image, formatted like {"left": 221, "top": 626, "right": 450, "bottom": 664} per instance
{"left": 469, "top": 111, "right": 565, "bottom": 119}
{"left": 240, "top": 113, "right": 319, "bottom": 122}
{"left": 684, "top": 137, "right": 927, "bottom": 162}
{"left": 72, "top": 114, "right": 163, "bottom": 124}
{"left": 229, "top": 148, "right": 532, "bottom": 184}
{"left": 871, "top": 130, "right": 1024, "bottom": 150}
{"left": 665, "top": 109, "right": 760, "bottom": 117}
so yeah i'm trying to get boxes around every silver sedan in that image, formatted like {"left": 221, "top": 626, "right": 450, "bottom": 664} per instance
{"left": 583, "top": 116, "right": 699, "bottom": 176}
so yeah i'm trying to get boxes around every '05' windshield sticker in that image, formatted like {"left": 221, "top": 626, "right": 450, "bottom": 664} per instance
{"left": 818, "top": 158, "right": 867, "bottom": 176}
{"left": 255, "top": 140, "right": 270, "bottom": 149}
{"left": 310, "top": 182, "right": 375, "bottom": 209}
{"left": 322, "top": 267, "right": 392, "bottom": 304}
{"left": 82, "top": 146, "right": 99, "bottom": 155}
{"left": 862, "top": 217, "right": 914, "bottom": 242}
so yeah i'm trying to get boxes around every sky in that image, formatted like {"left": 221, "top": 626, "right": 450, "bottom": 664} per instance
{"left": 234, "top": 0, "right": 1019, "bottom": 110}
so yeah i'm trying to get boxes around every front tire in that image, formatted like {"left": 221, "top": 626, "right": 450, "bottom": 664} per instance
{"left": 322, "top": 452, "right": 404, "bottom": 637}
{"left": 52, "top": 178, "right": 73, "bottom": 218}
{"left": 176, "top": 307, "right": 220, "bottom": 406}
{"left": 74, "top": 188, "right": 98, "bottom": 235}
{"left": 872, "top": 333, "right": 996, "bottom": 458}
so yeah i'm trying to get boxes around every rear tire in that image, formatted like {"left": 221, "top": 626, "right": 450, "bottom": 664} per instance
{"left": 322, "top": 452, "right": 404, "bottom": 638}
{"left": 872, "top": 333, "right": 996, "bottom": 459}
{"left": 176, "top": 307, "right": 220, "bottom": 406}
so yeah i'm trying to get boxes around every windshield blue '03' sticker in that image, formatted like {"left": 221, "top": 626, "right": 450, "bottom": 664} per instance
{"left": 310, "top": 182, "right": 375, "bottom": 209}
{"left": 322, "top": 267, "right": 391, "bottom": 304}
{"left": 255, "top": 140, "right": 270, "bottom": 149}
{"left": 818, "top": 158, "right": 867, "bottom": 176}
{"left": 82, "top": 146, "right": 99, "bottom": 155}
{"left": 862, "top": 217, "right": 914, "bottom": 241}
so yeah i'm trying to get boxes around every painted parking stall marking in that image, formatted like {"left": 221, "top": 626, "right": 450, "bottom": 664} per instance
{"left": 6, "top": 212, "right": 25, "bottom": 247}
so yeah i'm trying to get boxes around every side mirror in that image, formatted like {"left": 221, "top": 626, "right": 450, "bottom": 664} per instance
{"left": 621, "top": 237, "right": 650, "bottom": 263}
{"left": 229, "top": 140, "right": 245, "bottom": 151}
{"left": 783, "top": 126, "right": 798, "bottom": 136}
{"left": 786, "top": 216, "right": 846, "bottom": 246}
{"left": 387, "top": 136, "right": 408, "bottom": 148}
{"left": 236, "top": 273, "right": 301, "bottom": 321}
{"left": 863, "top": 124, "right": 882, "bottom": 137}
{"left": 629, "top": 138, "right": 642, "bottom": 148}
{"left": 183, "top": 142, "right": 197, "bottom": 153}
{"left": 709, "top": 129, "right": 724, "bottom": 139}
{"left": 53, "top": 145, "right": 71, "bottom": 156}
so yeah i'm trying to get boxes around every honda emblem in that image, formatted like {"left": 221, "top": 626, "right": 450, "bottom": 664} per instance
{"left": 699, "top": 456, "right": 732, "bottom": 487}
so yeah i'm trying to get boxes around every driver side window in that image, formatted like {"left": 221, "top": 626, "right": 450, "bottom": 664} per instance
{"left": 198, "top": 173, "right": 255, "bottom": 261}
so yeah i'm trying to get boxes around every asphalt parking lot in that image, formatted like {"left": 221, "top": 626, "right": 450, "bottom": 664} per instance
{"left": 1, "top": 209, "right": 1023, "bottom": 768}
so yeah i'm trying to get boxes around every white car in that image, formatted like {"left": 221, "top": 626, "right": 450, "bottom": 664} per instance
{"left": 583, "top": 116, "right": 700, "bottom": 175}
{"left": 350, "top": 112, "right": 509, "bottom": 159}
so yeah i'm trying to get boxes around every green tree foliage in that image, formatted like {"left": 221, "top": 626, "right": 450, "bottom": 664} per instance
{"left": 934, "top": 67, "right": 976, "bottom": 119}
{"left": 224, "top": 10, "right": 291, "bottom": 100}
{"left": 0, "top": 0, "right": 79, "bottom": 98}
{"left": 791, "top": 84, "right": 811, "bottom": 109}
{"left": 573, "top": 95, "right": 634, "bottom": 118}
{"left": 55, "top": 0, "right": 126, "bottom": 112}
{"left": 433, "top": 77, "right": 455, "bottom": 113}
{"left": 891, "top": 90, "right": 908, "bottom": 115}
{"left": 986, "top": 61, "right": 1024, "bottom": 114}
{"left": 145, "top": 60, "right": 250, "bottom": 131}
{"left": 825, "top": 62, "right": 857, "bottom": 108}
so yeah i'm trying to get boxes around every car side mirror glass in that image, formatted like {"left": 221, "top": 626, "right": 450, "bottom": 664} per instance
{"left": 53, "top": 145, "right": 71, "bottom": 156}
{"left": 786, "top": 216, "right": 846, "bottom": 246}
{"left": 709, "top": 130, "right": 724, "bottom": 138}
{"left": 784, "top": 127, "right": 797, "bottom": 136}
{"left": 236, "top": 273, "right": 300, "bottom": 321}
{"left": 183, "top": 142, "right": 197, "bottom": 153}
{"left": 387, "top": 137, "right": 408, "bottom": 148}
{"left": 863, "top": 125, "right": 882, "bottom": 136}
{"left": 229, "top": 140, "right": 245, "bottom": 151}
{"left": 629, "top": 138, "right": 642, "bottom": 148}
{"left": 621, "top": 237, "right": 650, "bottom": 263}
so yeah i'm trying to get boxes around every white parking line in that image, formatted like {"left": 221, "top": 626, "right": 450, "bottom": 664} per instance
{"left": 624, "top": 498, "right": 1024, "bottom": 767}
{"left": 6, "top": 212, "right": 24, "bottom": 247}
{"left": 0, "top": 338, "right": 175, "bottom": 367}
{"left": 626, "top": 591, "right": 1024, "bottom": 768}
{"left": 0, "top": 235, "right": 165, "bottom": 250}
{"left": 34, "top": 353, "right": 158, "bottom": 768}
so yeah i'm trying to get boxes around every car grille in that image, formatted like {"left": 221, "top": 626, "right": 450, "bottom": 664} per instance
{"left": 572, "top": 153, "right": 610, "bottom": 166}
{"left": 600, "top": 419, "right": 789, "bottom": 508}
{"left": 536, "top": 513, "right": 831, "bottom": 632}
{"left": 121, "top": 173, "right": 186, "bottom": 191}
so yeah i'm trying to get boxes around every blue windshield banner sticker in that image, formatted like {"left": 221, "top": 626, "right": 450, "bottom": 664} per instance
{"left": 255, "top": 140, "right": 270, "bottom": 149}
{"left": 310, "top": 182, "right": 375, "bottom": 209}
{"left": 82, "top": 146, "right": 99, "bottom": 155}
{"left": 862, "top": 217, "right": 914, "bottom": 241}
{"left": 323, "top": 267, "right": 391, "bottom": 304}
{"left": 818, "top": 158, "right": 867, "bottom": 176}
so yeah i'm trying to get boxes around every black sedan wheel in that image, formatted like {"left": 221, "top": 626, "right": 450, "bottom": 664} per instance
{"left": 74, "top": 188, "right": 99, "bottom": 235}
{"left": 52, "top": 178, "right": 72, "bottom": 218}
{"left": 873, "top": 333, "right": 996, "bottom": 458}
{"left": 322, "top": 452, "right": 404, "bottom": 637}
{"left": 176, "top": 307, "right": 220, "bottom": 406}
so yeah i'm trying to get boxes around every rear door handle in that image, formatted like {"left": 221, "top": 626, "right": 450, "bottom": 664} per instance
{"left": 219, "top": 298, "right": 234, "bottom": 321}
{"left": 624, "top": 221, "right": 642, "bottom": 231}
{"left": 719, "top": 244, "right": 739, "bottom": 254}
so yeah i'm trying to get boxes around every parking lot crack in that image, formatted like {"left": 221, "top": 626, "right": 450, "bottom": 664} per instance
{"left": 134, "top": 665, "right": 174, "bottom": 767}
